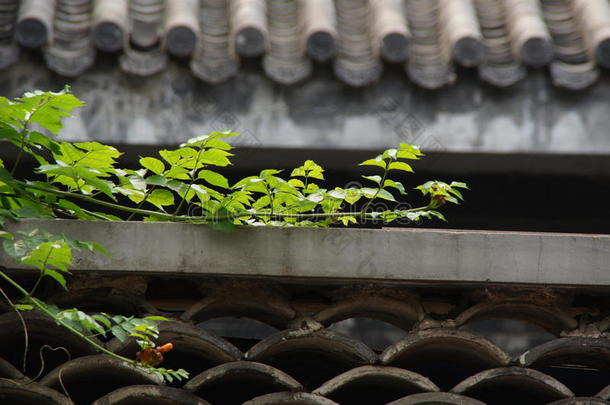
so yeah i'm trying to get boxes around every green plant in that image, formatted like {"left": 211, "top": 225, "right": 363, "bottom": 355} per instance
{"left": 0, "top": 87, "right": 467, "bottom": 383}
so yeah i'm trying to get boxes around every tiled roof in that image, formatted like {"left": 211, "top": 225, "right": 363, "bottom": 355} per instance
{"left": 2, "top": 278, "right": 610, "bottom": 404}
{"left": 1, "top": 0, "right": 610, "bottom": 89}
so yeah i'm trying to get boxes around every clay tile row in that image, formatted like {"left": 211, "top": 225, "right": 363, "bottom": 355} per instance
{"left": 1, "top": 0, "right": 610, "bottom": 89}
{"left": 2, "top": 354, "right": 610, "bottom": 404}
{"left": 2, "top": 311, "right": 610, "bottom": 401}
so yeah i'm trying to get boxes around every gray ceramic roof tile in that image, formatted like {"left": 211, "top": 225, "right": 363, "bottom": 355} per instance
{"left": 4, "top": 0, "right": 610, "bottom": 88}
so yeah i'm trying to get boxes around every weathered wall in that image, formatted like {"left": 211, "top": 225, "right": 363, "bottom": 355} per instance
{"left": 2, "top": 52, "right": 610, "bottom": 153}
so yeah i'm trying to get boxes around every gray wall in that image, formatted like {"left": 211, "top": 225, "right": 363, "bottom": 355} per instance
{"left": 2, "top": 52, "right": 610, "bottom": 154}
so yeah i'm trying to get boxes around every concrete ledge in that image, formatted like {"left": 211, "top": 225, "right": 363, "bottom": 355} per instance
{"left": 1, "top": 219, "right": 610, "bottom": 287}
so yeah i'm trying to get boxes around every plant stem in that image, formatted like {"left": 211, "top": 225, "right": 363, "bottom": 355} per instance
{"left": 127, "top": 186, "right": 155, "bottom": 221}
{"left": 361, "top": 161, "right": 390, "bottom": 217}
{"left": 29, "top": 245, "right": 54, "bottom": 296}
{"left": 10, "top": 125, "right": 29, "bottom": 176}
{"left": 16, "top": 181, "right": 183, "bottom": 221}
{"left": 15, "top": 180, "right": 430, "bottom": 223}
{"left": 0, "top": 285, "right": 29, "bottom": 372}
{"left": 0, "top": 269, "right": 140, "bottom": 368}
{"left": 173, "top": 147, "right": 204, "bottom": 215}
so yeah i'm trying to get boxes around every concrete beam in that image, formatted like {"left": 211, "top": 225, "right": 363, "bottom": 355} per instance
{"left": 1, "top": 219, "right": 610, "bottom": 287}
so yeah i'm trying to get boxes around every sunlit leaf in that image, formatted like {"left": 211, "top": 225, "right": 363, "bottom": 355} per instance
{"left": 198, "top": 169, "right": 229, "bottom": 188}
{"left": 140, "top": 157, "right": 165, "bottom": 175}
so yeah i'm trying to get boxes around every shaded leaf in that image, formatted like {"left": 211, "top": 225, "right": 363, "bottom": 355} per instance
{"left": 147, "top": 189, "right": 175, "bottom": 209}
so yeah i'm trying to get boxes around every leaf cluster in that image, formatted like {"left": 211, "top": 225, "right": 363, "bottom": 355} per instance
{"left": 0, "top": 87, "right": 469, "bottom": 385}
{"left": 1, "top": 88, "right": 468, "bottom": 229}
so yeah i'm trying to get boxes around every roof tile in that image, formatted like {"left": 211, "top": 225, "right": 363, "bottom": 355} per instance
{"left": 4, "top": 0, "right": 610, "bottom": 88}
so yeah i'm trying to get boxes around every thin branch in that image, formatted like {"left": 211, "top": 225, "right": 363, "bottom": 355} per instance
{"left": 14, "top": 180, "right": 430, "bottom": 223}
{"left": 0, "top": 270, "right": 139, "bottom": 368}
{"left": 173, "top": 146, "right": 205, "bottom": 215}
{"left": 29, "top": 246, "right": 54, "bottom": 296}
{"left": 10, "top": 125, "right": 29, "bottom": 176}
{"left": 0, "top": 285, "right": 29, "bottom": 372}
{"left": 361, "top": 160, "right": 390, "bottom": 216}
{"left": 127, "top": 186, "right": 155, "bottom": 221}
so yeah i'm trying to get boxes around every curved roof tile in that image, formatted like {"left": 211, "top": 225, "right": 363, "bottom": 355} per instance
{"left": 3, "top": 0, "right": 610, "bottom": 88}
{"left": 246, "top": 326, "right": 376, "bottom": 389}
{"left": 314, "top": 294, "right": 423, "bottom": 331}
{"left": 386, "top": 392, "right": 487, "bottom": 405}
{"left": 90, "top": 385, "right": 211, "bottom": 405}
{"left": 40, "top": 354, "right": 162, "bottom": 405}
{"left": 243, "top": 392, "right": 340, "bottom": 405}
{"left": 380, "top": 329, "right": 510, "bottom": 390}
{"left": 0, "top": 312, "right": 100, "bottom": 379}
{"left": 519, "top": 337, "right": 610, "bottom": 396}
{"left": 184, "top": 360, "right": 302, "bottom": 404}
{"left": 0, "top": 380, "right": 73, "bottom": 405}
{"left": 313, "top": 365, "right": 439, "bottom": 405}
{"left": 451, "top": 366, "right": 574, "bottom": 404}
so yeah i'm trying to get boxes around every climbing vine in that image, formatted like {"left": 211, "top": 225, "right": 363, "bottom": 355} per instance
{"left": 0, "top": 87, "right": 467, "bottom": 383}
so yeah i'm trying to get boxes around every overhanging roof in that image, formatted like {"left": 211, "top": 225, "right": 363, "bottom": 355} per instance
{"left": 2, "top": 0, "right": 610, "bottom": 89}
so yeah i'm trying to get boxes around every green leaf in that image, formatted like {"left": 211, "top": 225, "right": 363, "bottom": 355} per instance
{"left": 145, "top": 175, "right": 168, "bottom": 186}
{"left": 388, "top": 162, "right": 413, "bottom": 172}
{"left": 164, "top": 166, "right": 190, "bottom": 180}
{"left": 19, "top": 88, "right": 85, "bottom": 135}
{"left": 21, "top": 240, "right": 72, "bottom": 272}
{"left": 27, "top": 131, "right": 61, "bottom": 154}
{"left": 233, "top": 177, "right": 267, "bottom": 193}
{"left": 147, "top": 189, "right": 175, "bottom": 209}
{"left": 398, "top": 143, "right": 423, "bottom": 158}
{"left": 306, "top": 193, "right": 324, "bottom": 203}
{"left": 57, "top": 199, "right": 93, "bottom": 219}
{"left": 344, "top": 188, "right": 362, "bottom": 205}
{"left": 110, "top": 324, "right": 128, "bottom": 342}
{"left": 288, "top": 178, "right": 305, "bottom": 188}
{"left": 204, "top": 138, "right": 233, "bottom": 150}
{"left": 376, "top": 189, "right": 396, "bottom": 202}
{"left": 253, "top": 195, "right": 271, "bottom": 210}
{"left": 92, "top": 314, "right": 112, "bottom": 329}
{"left": 3, "top": 238, "right": 28, "bottom": 259}
{"left": 0, "top": 167, "right": 13, "bottom": 183}
{"left": 339, "top": 216, "right": 357, "bottom": 226}
{"left": 448, "top": 187, "right": 464, "bottom": 200}
{"left": 429, "top": 210, "right": 447, "bottom": 222}
{"left": 383, "top": 179, "right": 406, "bottom": 194}
{"left": 360, "top": 188, "right": 378, "bottom": 198}
{"left": 188, "top": 184, "right": 210, "bottom": 202}
{"left": 382, "top": 148, "right": 398, "bottom": 160}
{"left": 37, "top": 164, "right": 116, "bottom": 200}
{"left": 362, "top": 175, "right": 382, "bottom": 185}
{"left": 200, "top": 149, "right": 233, "bottom": 167}
{"left": 359, "top": 157, "right": 386, "bottom": 169}
{"left": 290, "top": 167, "right": 306, "bottom": 177}
{"left": 44, "top": 269, "right": 68, "bottom": 289}
{"left": 197, "top": 170, "right": 229, "bottom": 188}
{"left": 210, "top": 207, "right": 236, "bottom": 232}
{"left": 327, "top": 189, "right": 346, "bottom": 199}
{"left": 140, "top": 157, "right": 165, "bottom": 175}
{"left": 0, "top": 230, "right": 12, "bottom": 240}
{"left": 144, "top": 316, "right": 168, "bottom": 321}
{"left": 308, "top": 170, "right": 324, "bottom": 180}
{"left": 450, "top": 181, "right": 469, "bottom": 189}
